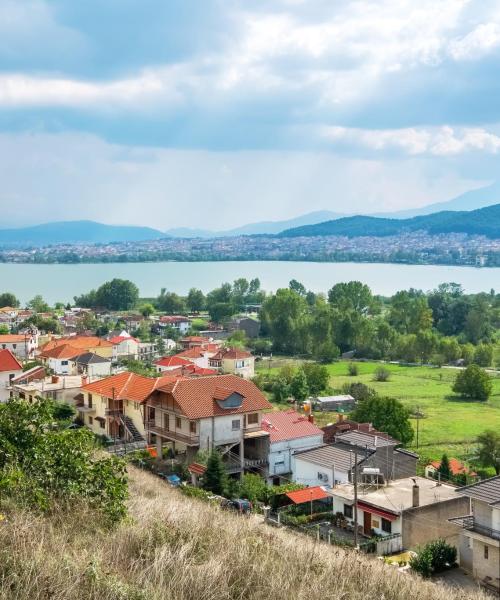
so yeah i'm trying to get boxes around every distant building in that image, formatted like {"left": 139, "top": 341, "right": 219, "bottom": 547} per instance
{"left": 227, "top": 317, "right": 261, "bottom": 339}
{"left": 0, "top": 332, "right": 38, "bottom": 359}
{"left": 313, "top": 394, "right": 355, "bottom": 412}
{"left": 209, "top": 347, "right": 255, "bottom": 379}
{"left": 0, "top": 349, "right": 23, "bottom": 402}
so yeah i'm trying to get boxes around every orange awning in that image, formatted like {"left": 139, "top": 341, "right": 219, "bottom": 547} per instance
{"left": 285, "top": 486, "right": 329, "bottom": 504}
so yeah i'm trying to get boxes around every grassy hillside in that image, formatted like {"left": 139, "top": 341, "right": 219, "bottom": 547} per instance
{"left": 280, "top": 204, "right": 500, "bottom": 238}
{"left": 0, "top": 466, "right": 486, "bottom": 600}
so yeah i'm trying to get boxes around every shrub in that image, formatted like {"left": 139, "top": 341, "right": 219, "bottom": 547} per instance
{"left": 347, "top": 362, "right": 359, "bottom": 376}
{"left": 373, "top": 366, "right": 391, "bottom": 382}
{"left": 410, "top": 539, "right": 457, "bottom": 577}
{"left": 452, "top": 364, "right": 492, "bottom": 401}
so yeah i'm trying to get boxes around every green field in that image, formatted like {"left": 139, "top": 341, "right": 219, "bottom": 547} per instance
{"left": 258, "top": 360, "right": 500, "bottom": 463}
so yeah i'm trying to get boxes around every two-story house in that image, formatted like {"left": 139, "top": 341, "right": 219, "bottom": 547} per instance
{"left": 78, "top": 371, "right": 178, "bottom": 445}
{"left": 109, "top": 334, "right": 140, "bottom": 362}
{"left": 39, "top": 343, "right": 81, "bottom": 375}
{"left": 450, "top": 476, "right": 500, "bottom": 593}
{"left": 158, "top": 316, "right": 191, "bottom": 335}
{"left": 208, "top": 347, "right": 255, "bottom": 379}
{"left": 260, "top": 410, "right": 324, "bottom": 484}
{"left": 144, "top": 374, "right": 272, "bottom": 473}
{"left": 0, "top": 332, "right": 38, "bottom": 359}
{"left": 0, "top": 349, "right": 23, "bottom": 402}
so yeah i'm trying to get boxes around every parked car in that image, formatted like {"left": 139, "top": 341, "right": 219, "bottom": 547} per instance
{"left": 221, "top": 498, "right": 252, "bottom": 514}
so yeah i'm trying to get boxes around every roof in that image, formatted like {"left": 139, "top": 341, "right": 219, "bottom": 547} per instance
{"left": 335, "top": 430, "right": 397, "bottom": 449}
{"left": 74, "top": 352, "right": 111, "bottom": 365}
{"left": 0, "top": 349, "right": 22, "bottom": 372}
{"left": 160, "top": 316, "right": 191, "bottom": 323}
{"left": 260, "top": 410, "right": 324, "bottom": 444}
{"left": 176, "top": 346, "right": 218, "bottom": 360}
{"left": 0, "top": 334, "right": 27, "bottom": 343}
{"left": 155, "top": 355, "right": 192, "bottom": 368}
{"left": 457, "top": 475, "right": 500, "bottom": 506}
{"left": 429, "top": 458, "right": 475, "bottom": 477}
{"left": 109, "top": 335, "right": 140, "bottom": 344}
{"left": 11, "top": 365, "right": 45, "bottom": 384}
{"left": 151, "top": 374, "right": 272, "bottom": 419}
{"left": 329, "top": 476, "right": 458, "bottom": 513}
{"left": 41, "top": 336, "right": 113, "bottom": 352}
{"left": 286, "top": 486, "right": 329, "bottom": 504}
{"left": 293, "top": 443, "right": 367, "bottom": 472}
{"left": 188, "top": 463, "right": 207, "bottom": 476}
{"left": 82, "top": 371, "right": 181, "bottom": 403}
{"left": 211, "top": 347, "right": 253, "bottom": 360}
{"left": 316, "top": 395, "right": 355, "bottom": 402}
{"left": 40, "top": 344, "right": 81, "bottom": 360}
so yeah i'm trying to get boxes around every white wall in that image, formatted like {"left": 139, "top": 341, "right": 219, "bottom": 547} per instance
{"left": 269, "top": 435, "right": 323, "bottom": 478}
{"left": 48, "top": 357, "right": 73, "bottom": 375}
{"left": 292, "top": 457, "right": 350, "bottom": 488}
{"left": 199, "top": 414, "right": 243, "bottom": 449}
{"left": 0, "top": 369, "right": 22, "bottom": 402}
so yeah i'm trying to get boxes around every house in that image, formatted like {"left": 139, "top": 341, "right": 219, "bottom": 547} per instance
{"left": 39, "top": 343, "right": 81, "bottom": 375}
{"left": 328, "top": 476, "right": 468, "bottom": 554}
{"left": 450, "top": 476, "right": 500, "bottom": 593}
{"left": 425, "top": 458, "right": 477, "bottom": 482}
{"left": 0, "top": 349, "right": 23, "bottom": 402}
{"left": 227, "top": 317, "right": 260, "bottom": 338}
{"left": 208, "top": 347, "right": 255, "bottom": 379}
{"left": 155, "top": 355, "right": 194, "bottom": 373}
{"left": 40, "top": 336, "right": 113, "bottom": 359}
{"left": 144, "top": 374, "right": 272, "bottom": 473}
{"left": 78, "top": 371, "right": 179, "bottom": 444}
{"left": 175, "top": 346, "right": 219, "bottom": 369}
{"left": 260, "top": 410, "right": 324, "bottom": 484}
{"left": 322, "top": 415, "right": 395, "bottom": 444}
{"left": 109, "top": 333, "right": 140, "bottom": 361}
{"left": 72, "top": 352, "right": 112, "bottom": 378}
{"left": 313, "top": 394, "right": 356, "bottom": 412}
{"left": 159, "top": 316, "right": 191, "bottom": 335}
{"left": 137, "top": 341, "right": 158, "bottom": 362}
{"left": 178, "top": 336, "right": 213, "bottom": 349}
{"left": 0, "top": 332, "right": 38, "bottom": 359}
{"left": 12, "top": 375, "right": 85, "bottom": 406}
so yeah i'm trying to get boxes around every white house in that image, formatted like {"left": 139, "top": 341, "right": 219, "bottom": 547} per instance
{"left": 39, "top": 343, "right": 81, "bottom": 375}
{"left": 72, "top": 352, "right": 112, "bottom": 378}
{"left": 158, "top": 316, "right": 191, "bottom": 335}
{"left": 0, "top": 332, "right": 38, "bottom": 359}
{"left": 0, "top": 349, "right": 23, "bottom": 402}
{"left": 110, "top": 333, "right": 140, "bottom": 361}
{"left": 154, "top": 355, "right": 193, "bottom": 373}
{"left": 260, "top": 410, "right": 324, "bottom": 484}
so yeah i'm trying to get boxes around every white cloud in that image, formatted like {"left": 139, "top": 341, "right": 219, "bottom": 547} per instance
{"left": 449, "top": 23, "right": 500, "bottom": 60}
{"left": 322, "top": 125, "right": 500, "bottom": 156}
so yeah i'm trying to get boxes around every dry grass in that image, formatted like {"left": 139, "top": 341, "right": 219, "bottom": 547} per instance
{"left": 0, "top": 466, "right": 488, "bottom": 600}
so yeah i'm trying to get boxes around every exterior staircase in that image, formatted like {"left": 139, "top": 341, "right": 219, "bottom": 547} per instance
{"left": 122, "top": 415, "right": 146, "bottom": 444}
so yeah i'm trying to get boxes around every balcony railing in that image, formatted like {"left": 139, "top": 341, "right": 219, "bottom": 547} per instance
{"left": 77, "top": 404, "right": 96, "bottom": 413}
{"left": 105, "top": 408, "right": 124, "bottom": 417}
{"left": 449, "top": 515, "right": 500, "bottom": 541}
{"left": 145, "top": 420, "right": 199, "bottom": 446}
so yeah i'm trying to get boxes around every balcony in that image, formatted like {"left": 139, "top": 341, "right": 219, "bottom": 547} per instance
{"left": 105, "top": 408, "right": 124, "bottom": 417}
{"left": 77, "top": 404, "right": 96, "bottom": 414}
{"left": 449, "top": 515, "right": 500, "bottom": 541}
{"left": 145, "top": 420, "right": 199, "bottom": 446}
{"left": 243, "top": 425, "right": 269, "bottom": 439}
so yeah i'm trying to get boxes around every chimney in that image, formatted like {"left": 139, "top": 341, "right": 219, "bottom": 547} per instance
{"left": 412, "top": 479, "right": 420, "bottom": 508}
{"left": 308, "top": 414, "right": 314, "bottom": 424}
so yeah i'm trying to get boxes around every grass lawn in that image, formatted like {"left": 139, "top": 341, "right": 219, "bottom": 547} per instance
{"left": 258, "top": 359, "right": 500, "bottom": 462}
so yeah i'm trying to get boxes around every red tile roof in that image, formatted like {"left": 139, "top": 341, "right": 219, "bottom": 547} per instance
{"left": 261, "top": 410, "right": 324, "bottom": 444}
{"left": 188, "top": 462, "right": 206, "bottom": 475}
{"left": 176, "top": 347, "right": 218, "bottom": 360}
{"left": 430, "top": 458, "right": 476, "bottom": 477}
{"left": 160, "top": 316, "right": 191, "bottom": 323}
{"left": 211, "top": 347, "right": 253, "bottom": 360}
{"left": 40, "top": 344, "right": 81, "bottom": 360}
{"left": 0, "top": 349, "right": 22, "bottom": 372}
{"left": 155, "top": 355, "right": 192, "bottom": 368}
{"left": 0, "top": 334, "right": 27, "bottom": 343}
{"left": 82, "top": 371, "right": 182, "bottom": 402}
{"left": 151, "top": 374, "right": 272, "bottom": 419}
{"left": 42, "top": 336, "right": 113, "bottom": 352}
{"left": 109, "top": 335, "right": 139, "bottom": 344}
{"left": 285, "top": 486, "right": 328, "bottom": 504}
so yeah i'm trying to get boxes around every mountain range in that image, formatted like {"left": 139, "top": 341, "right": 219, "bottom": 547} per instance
{"left": 280, "top": 204, "right": 500, "bottom": 239}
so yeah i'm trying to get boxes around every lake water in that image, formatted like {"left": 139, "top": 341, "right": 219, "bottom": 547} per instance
{"left": 2, "top": 261, "right": 499, "bottom": 304}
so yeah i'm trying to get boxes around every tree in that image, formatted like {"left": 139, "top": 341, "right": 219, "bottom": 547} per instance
{"left": 341, "top": 382, "right": 377, "bottom": 403}
{"left": 351, "top": 395, "right": 414, "bottom": 445}
{"left": 0, "top": 292, "right": 19, "bottom": 308}
{"left": 0, "top": 397, "right": 127, "bottom": 523}
{"left": 0, "top": 325, "right": 8, "bottom": 334}
{"left": 437, "top": 454, "right": 451, "bottom": 481}
{"left": 156, "top": 289, "right": 186, "bottom": 314}
{"left": 27, "top": 294, "right": 50, "bottom": 313}
{"left": 452, "top": 365, "right": 492, "bottom": 401}
{"left": 289, "top": 279, "right": 306, "bottom": 297}
{"left": 410, "top": 539, "right": 457, "bottom": 577}
{"left": 187, "top": 288, "right": 205, "bottom": 313}
{"left": 261, "top": 289, "right": 310, "bottom": 355}
{"left": 290, "top": 369, "right": 309, "bottom": 401}
{"left": 238, "top": 473, "right": 267, "bottom": 503}
{"left": 476, "top": 430, "right": 500, "bottom": 475}
{"left": 75, "top": 279, "right": 139, "bottom": 311}
{"left": 203, "top": 450, "right": 227, "bottom": 495}
{"left": 208, "top": 302, "right": 233, "bottom": 323}
{"left": 272, "top": 376, "right": 291, "bottom": 403}
{"left": 140, "top": 303, "right": 155, "bottom": 318}
{"left": 473, "top": 343, "right": 493, "bottom": 367}
{"left": 302, "top": 363, "right": 329, "bottom": 396}
{"left": 328, "top": 281, "right": 374, "bottom": 314}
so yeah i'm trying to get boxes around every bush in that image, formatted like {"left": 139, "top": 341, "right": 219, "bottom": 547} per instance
{"left": 373, "top": 366, "right": 391, "bottom": 382}
{"left": 347, "top": 363, "right": 359, "bottom": 376}
{"left": 410, "top": 539, "right": 457, "bottom": 577}
{"left": 452, "top": 364, "right": 492, "bottom": 401}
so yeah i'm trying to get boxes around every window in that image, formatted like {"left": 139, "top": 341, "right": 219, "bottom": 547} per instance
{"left": 484, "top": 545, "right": 489, "bottom": 560}
{"left": 88, "top": 394, "right": 93, "bottom": 408}
{"left": 88, "top": 416, "right": 93, "bottom": 425}
{"left": 247, "top": 413, "right": 258, "bottom": 425}
{"left": 189, "top": 421, "right": 196, "bottom": 434}
{"left": 343, "top": 504, "right": 353, "bottom": 519}
{"left": 12, "top": 344, "right": 16, "bottom": 349}
{"left": 381, "top": 518, "right": 392, "bottom": 534}
{"left": 61, "top": 360, "right": 68, "bottom": 366}
{"left": 176, "top": 417, "right": 182, "bottom": 429}
{"left": 99, "top": 419, "right": 105, "bottom": 429}
{"left": 372, "top": 519, "right": 380, "bottom": 529}
{"left": 232, "top": 419, "right": 240, "bottom": 430}
{"left": 163, "top": 414, "right": 170, "bottom": 430}
{"left": 274, "top": 456, "right": 285, "bottom": 466}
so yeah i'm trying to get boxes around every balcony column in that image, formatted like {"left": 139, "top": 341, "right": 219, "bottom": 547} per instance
{"left": 239, "top": 435, "right": 244, "bottom": 480}
{"left": 156, "top": 436, "right": 163, "bottom": 462}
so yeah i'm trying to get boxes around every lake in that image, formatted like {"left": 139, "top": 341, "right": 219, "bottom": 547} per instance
{"left": 2, "top": 261, "right": 499, "bottom": 304}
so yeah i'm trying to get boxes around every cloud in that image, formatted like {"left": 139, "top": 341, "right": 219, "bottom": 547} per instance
{"left": 321, "top": 125, "right": 500, "bottom": 156}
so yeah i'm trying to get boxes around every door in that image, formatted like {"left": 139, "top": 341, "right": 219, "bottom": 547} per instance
{"left": 363, "top": 511, "right": 371, "bottom": 536}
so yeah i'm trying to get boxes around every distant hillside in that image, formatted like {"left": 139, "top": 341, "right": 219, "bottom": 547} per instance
{"left": 0, "top": 220, "right": 166, "bottom": 246}
{"left": 165, "top": 210, "right": 344, "bottom": 238}
{"left": 280, "top": 204, "right": 500, "bottom": 239}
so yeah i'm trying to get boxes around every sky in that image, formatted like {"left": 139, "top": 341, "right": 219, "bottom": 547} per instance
{"left": 1, "top": 0, "right": 500, "bottom": 230}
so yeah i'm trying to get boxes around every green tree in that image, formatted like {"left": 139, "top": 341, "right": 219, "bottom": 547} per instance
{"left": 272, "top": 376, "right": 291, "bottom": 403}
{"left": 261, "top": 289, "right": 310, "bottom": 355}
{"left": 476, "top": 430, "right": 500, "bottom": 475}
{"left": 328, "top": 281, "right": 374, "bottom": 314}
{"left": 289, "top": 279, "right": 306, "bottom": 296}
{"left": 27, "top": 294, "right": 50, "bottom": 313}
{"left": 0, "top": 292, "right": 19, "bottom": 308}
{"left": 0, "top": 325, "right": 9, "bottom": 334}
{"left": 341, "top": 382, "right": 377, "bottom": 403}
{"left": 140, "top": 303, "right": 155, "bottom": 318}
{"left": 238, "top": 473, "right": 267, "bottom": 503}
{"left": 473, "top": 343, "right": 493, "bottom": 367}
{"left": 351, "top": 395, "right": 414, "bottom": 445}
{"left": 156, "top": 289, "right": 186, "bottom": 314}
{"left": 302, "top": 363, "right": 329, "bottom": 396}
{"left": 437, "top": 454, "right": 451, "bottom": 481}
{"left": 452, "top": 365, "right": 492, "bottom": 401}
{"left": 290, "top": 369, "right": 309, "bottom": 401}
{"left": 75, "top": 279, "right": 139, "bottom": 311}
{"left": 410, "top": 539, "right": 457, "bottom": 577}
{"left": 203, "top": 451, "right": 227, "bottom": 495}
{"left": 208, "top": 302, "right": 234, "bottom": 323}
{"left": 187, "top": 288, "right": 205, "bottom": 313}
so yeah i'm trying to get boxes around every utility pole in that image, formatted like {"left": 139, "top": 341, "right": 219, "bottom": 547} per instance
{"left": 353, "top": 447, "right": 359, "bottom": 549}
